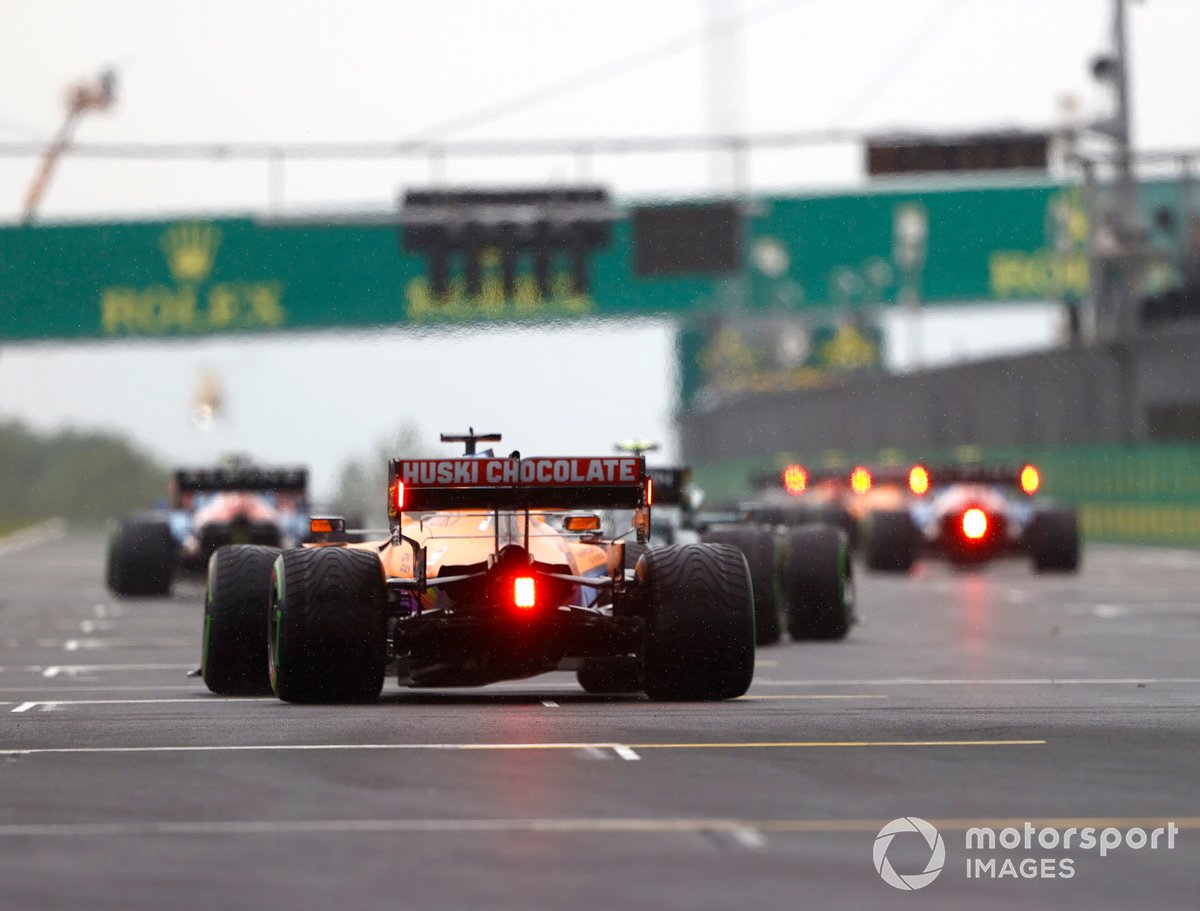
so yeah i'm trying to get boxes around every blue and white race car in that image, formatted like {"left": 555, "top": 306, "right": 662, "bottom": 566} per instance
{"left": 862, "top": 463, "right": 1080, "bottom": 573}
{"left": 106, "top": 462, "right": 310, "bottom": 596}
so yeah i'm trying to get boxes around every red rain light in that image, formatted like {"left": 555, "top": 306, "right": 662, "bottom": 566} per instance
{"left": 513, "top": 576, "right": 536, "bottom": 609}
{"left": 645, "top": 477, "right": 653, "bottom": 507}
{"left": 782, "top": 464, "right": 808, "bottom": 495}
{"left": 962, "top": 508, "right": 988, "bottom": 540}
{"left": 849, "top": 466, "right": 873, "bottom": 495}
{"left": 392, "top": 479, "right": 405, "bottom": 512}
{"left": 908, "top": 465, "right": 930, "bottom": 496}
{"left": 1020, "top": 464, "right": 1040, "bottom": 495}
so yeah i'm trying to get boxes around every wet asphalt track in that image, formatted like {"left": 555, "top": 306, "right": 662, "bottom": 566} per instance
{"left": 0, "top": 528, "right": 1197, "bottom": 910}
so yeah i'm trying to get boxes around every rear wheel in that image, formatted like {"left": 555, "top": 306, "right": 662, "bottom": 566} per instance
{"left": 106, "top": 518, "right": 175, "bottom": 597}
{"left": 202, "top": 545, "right": 278, "bottom": 696}
{"left": 1029, "top": 508, "right": 1080, "bottom": 573}
{"left": 702, "top": 525, "right": 780, "bottom": 645}
{"left": 863, "top": 510, "right": 919, "bottom": 573}
{"left": 640, "top": 543, "right": 755, "bottom": 700}
{"left": 781, "top": 526, "right": 852, "bottom": 641}
{"left": 268, "top": 547, "right": 387, "bottom": 703}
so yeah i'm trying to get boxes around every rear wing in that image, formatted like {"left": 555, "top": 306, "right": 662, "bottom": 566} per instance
{"left": 750, "top": 465, "right": 909, "bottom": 493}
{"left": 388, "top": 456, "right": 648, "bottom": 514}
{"left": 752, "top": 462, "right": 1040, "bottom": 497}
{"left": 923, "top": 463, "right": 1040, "bottom": 493}
{"left": 646, "top": 467, "right": 693, "bottom": 507}
{"left": 172, "top": 467, "right": 308, "bottom": 504}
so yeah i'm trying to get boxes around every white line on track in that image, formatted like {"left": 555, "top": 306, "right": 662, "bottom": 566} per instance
{"left": 541, "top": 700, "right": 559, "bottom": 707}
{"left": 0, "top": 519, "right": 66, "bottom": 558}
{"left": 10, "top": 698, "right": 273, "bottom": 712}
{"left": 728, "top": 826, "right": 767, "bottom": 850}
{"left": 57, "top": 638, "right": 194, "bottom": 652}
{"left": 0, "top": 739, "right": 1043, "bottom": 758}
{"left": 0, "top": 686, "right": 199, "bottom": 694}
{"left": 736, "top": 695, "right": 888, "bottom": 701}
{"left": 6, "top": 814, "right": 1187, "bottom": 839}
{"left": 37, "top": 664, "right": 195, "bottom": 678}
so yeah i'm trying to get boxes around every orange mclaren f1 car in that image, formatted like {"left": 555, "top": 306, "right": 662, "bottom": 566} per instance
{"left": 199, "top": 431, "right": 837, "bottom": 703}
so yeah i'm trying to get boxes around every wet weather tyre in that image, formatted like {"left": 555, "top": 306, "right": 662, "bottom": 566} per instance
{"left": 624, "top": 542, "right": 649, "bottom": 571}
{"left": 817, "top": 505, "right": 858, "bottom": 552}
{"left": 640, "top": 543, "right": 755, "bottom": 701}
{"left": 701, "top": 526, "right": 780, "bottom": 645}
{"left": 106, "top": 518, "right": 175, "bottom": 597}
{"left": 782, "top": 525, "right": 851, "bottom": 641}
{"left": 269, "top": 547, "right": 387, "bottom": 703}
{"left": 576, "top": 657, "right": 643, "bottom": 694}
{"left": 202, "top": 545, "right": 279, "bottom": 696}
{"left": 1029, "top": 508, "right": 1080, "bottom": 573}
{"left": 863, "top": 510, "right": 919, "bottom": 573}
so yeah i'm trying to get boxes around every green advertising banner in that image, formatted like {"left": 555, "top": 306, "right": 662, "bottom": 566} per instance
{"left": 0, "top": 179, "right": 1181, "bottom": 342}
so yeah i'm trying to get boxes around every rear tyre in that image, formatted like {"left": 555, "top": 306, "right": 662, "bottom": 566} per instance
{"left": 782, "top": 526, "right": 852, "bottom": 641}
{"left": 105, "top": 518, "right": 175, "bottom": 597}
{"left": 202, "top": 545, "right": 278, "bottom": 696}
{"left": 1029, "top": 508, "right": 1080, "bottom": 573}
{"left": 817, "top": 505, "right": 858, "bottom": 551}
{"left": 576, "top": 657, "right": 642, "bottom": 694}
{"left": 640, "top": 543, "right": 755, "bottom": 701}
{"left": 863, "top": 510, "right": 919, "bottom": 573}
{"left": 268, "top": 547, "right": 387, "bottom": 704}
{"left": 701, "top": 526, "right": 780, "bottom": 645}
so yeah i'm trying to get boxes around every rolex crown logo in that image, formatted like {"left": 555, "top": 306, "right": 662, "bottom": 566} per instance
{"left": 161, "top": 222, "right": 221, "bottom": 283}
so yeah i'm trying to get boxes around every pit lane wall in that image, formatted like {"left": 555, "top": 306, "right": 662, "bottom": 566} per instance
{"left": 680, "top": 322, "right": 1200, "bottom": 547}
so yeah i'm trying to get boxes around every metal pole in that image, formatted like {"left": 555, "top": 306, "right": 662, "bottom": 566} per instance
{"left": 1111, "top": 0, "right": 1141, "bottom": 337}
{"left": 1179, "top": 155, "right": 1196, "bottom": 278}
{"left": 1080, "top": 159, "right": 1103, "bottom": 342}
{"left": 268, "top": 151, "right": 285, "bottom": 215}
{"left": 21, "top": 114, "right": 81, "bottom": 222}
{"left": 575, "top": 145, "right": 592, "bottom": 184}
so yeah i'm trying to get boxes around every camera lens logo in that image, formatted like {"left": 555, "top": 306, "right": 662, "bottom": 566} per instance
{"left": 874, "top": 817, "right": 945, "bottom": 891}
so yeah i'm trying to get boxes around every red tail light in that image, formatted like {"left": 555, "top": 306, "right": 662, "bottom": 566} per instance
{"left": 850, "top": 466, "right": 872, "bottom": 495}
{"left": 782, "top": 464, "right": 807, "bottom": 495}
{"left": 513, "top": 575, "right": 536, "bottom": 609}
{"left": 1020, "top": 464, "right": 1040, "bottom": 495}
{"left": 645, "top": 477, "right": 653, "bottom": 507}
{"left": 392, "top": 479, "right": 405, "bottom": 512}
{"left": 962, "top": 508, "right": 988, "bottom": 540}
{"left": 908, "top": 465, "right": 930, "bottom": 496}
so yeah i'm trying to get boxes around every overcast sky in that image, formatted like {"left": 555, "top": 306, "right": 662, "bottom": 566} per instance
{"left": 0, "top": 0, "right": 1196, "bottom": 496}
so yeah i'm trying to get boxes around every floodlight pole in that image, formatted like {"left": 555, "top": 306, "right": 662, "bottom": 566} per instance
{"left": 22, "top": 69, "right": 116, "bottom": 223}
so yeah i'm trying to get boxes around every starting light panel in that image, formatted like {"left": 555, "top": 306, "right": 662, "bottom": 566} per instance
{"left": 632, "top": 202, "right": 741, "bottom": 277}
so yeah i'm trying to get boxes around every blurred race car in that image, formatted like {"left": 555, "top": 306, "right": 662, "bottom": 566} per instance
{"left": 609, "top": 441, "right": 702, "bottom": 546}
{"left": 862, "top": 463, "right": 1080, "bottom": 573}
{"left": 200, "top": 431, "right": 831, "bottom": 702}
{"left": 106, "top": 462, "right": 309, "bottom": 597}
{"left": 741, "top": 463, "right": 919, "bottom": 549}
{"left": 695, "top": 464, "right": 858, "bottom": 647}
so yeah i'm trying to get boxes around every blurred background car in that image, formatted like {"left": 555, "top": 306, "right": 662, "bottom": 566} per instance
{"left": 105, "top": 458, "right": 309, "bottom": 596}
{"left": 862, "top": 463, "right": 1080, "bottom": 574}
